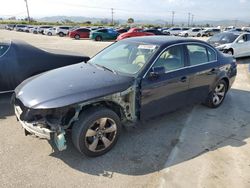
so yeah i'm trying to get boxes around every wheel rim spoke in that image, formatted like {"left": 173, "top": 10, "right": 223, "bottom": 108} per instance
{"left": 213, "top": 94, "right": 220, "bottom": 104}
{"left": 89, "top": 137, "right": 99, "bottom": 151}
{"left": 86, "top": 129, "right": 97, "bottom": 137}
{"left": 101, "top": 136, "right": 112, "bottom": 148}
{"left": 215, "top": 84, "right": 224, "bottom": 92}
{"left": 103, "top": 124, "right": 116, "bottom": 133}
{"left": 216, "top": 92, "right": 225, "bottom": 97}
{"left": 98, "top": 118, "right": 107, "bottom": 128}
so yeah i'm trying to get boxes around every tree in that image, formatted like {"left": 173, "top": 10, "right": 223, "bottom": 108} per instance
{"left": 127, "top": 18, "right": 134, "bottom": 24}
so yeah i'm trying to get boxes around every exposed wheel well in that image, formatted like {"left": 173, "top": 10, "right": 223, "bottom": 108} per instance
{"left": 221, "top": 77, "right": 229, "bottom": 91}
{"left": 80, "top": 101, "right": 124, "bottom": 120}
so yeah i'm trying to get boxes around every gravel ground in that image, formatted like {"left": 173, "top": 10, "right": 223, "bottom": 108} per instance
{"left": 0, "top": 30, "right": 250, "bottom": 188}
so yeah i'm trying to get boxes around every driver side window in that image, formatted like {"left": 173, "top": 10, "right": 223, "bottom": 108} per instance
{"left": 153, "top": 45, "right": 185, "bottom": 72}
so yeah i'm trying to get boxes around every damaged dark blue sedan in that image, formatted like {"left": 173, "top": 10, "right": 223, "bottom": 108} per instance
{"left": 14, "top": 36, "right": 237, "bottom": 157}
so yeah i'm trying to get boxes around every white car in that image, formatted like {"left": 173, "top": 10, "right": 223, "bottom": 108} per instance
{"left": 14, "top": 25, "right": 27, "bottom": 32}
{"left": 55, "top": 26, "right": 72, "bottom": 37}
{"left": 179, "top": 28, "right": 202, "bottom": 37}
{"left": 208, "top": 32, "right": 250, "bottom": 58}
{"left": 163, "top": 27, "right": 182, "bottom": 36}
{"left": 44, "top": 28, "right": 56, "bottom": 36}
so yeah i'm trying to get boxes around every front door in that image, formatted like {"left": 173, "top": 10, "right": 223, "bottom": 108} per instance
{"left": 140, "top": 45, "right": 190, "bottom": 120}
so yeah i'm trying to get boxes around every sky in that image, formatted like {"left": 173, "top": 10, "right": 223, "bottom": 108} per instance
{"left": 0, "top": 0, "right": 250, "bottom": 21}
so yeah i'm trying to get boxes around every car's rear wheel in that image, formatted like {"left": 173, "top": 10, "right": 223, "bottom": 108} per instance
{"left": 74, "top": 34, "right": 80, "bottom": 40}
{"left": 48, "top": 32, "right": 52, "bottom": 36}
{"left": 59, "top": 32, "right": 64, "bottom": 37}
{"left": 197, "top": 33, "right": 201, "bottom": 37}
{"left": 205, "top": 80, "right": 228, "bottom": 108}
{"left": 72, "top": 107, "right": 121, "bottom": 157}
{"left": 95, "top": 35, "right": 102, "bottom": 41}
{"left": 185, "top": 33, "right": 188, "bottom": 37}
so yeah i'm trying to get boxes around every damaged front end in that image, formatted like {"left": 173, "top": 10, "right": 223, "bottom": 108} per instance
{"left": 14, "top": 85, "right": 138, "bottom": 152}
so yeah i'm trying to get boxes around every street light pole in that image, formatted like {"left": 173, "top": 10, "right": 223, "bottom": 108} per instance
{"left": 24, "top": 0, "right": 30, "bottom": 22}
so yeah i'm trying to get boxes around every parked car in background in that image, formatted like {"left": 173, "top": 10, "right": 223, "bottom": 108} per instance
{"left": 163, "top": 27, "right": 182, "bottom": 36}
{"left": 116, "top": 28, "right": 129, "bottom": 34}
{"left": 23, "top": 26, "right": 34, "bottom": 33}
{"left": 44, "top": 27, "right": 56, "bottom": 36}
{"left": 242, "top": 27, "right": 250, "bottom": 32}
{"left": 0, "top": 40, "right": 89, "bottom": 93}
{"left": 224, "top": 28, "right": 243, "bottom": 34}
{"left": 90, "top": 28, "right": 119, "bottom": 41}
{"left": 179, "top": 28, "right": 202, "bottom": 37}
{"left": 13, "top": 36, "right": 237, "bottom": 157}
{"left": 56, "top": 26, "right": 72, "bottom": 37}
{"left": 116, "top": 28, "right": 154, "bottom": 41}
{"left": 69, "top": 28, "right": 91, "bottom": 39}
{"left": 5, "top": 24, "right": 16, "bottom": 30}
{"left": 14, "top": 25, "right": 27, "bottom": 32}
{"left": 38, "top": 26, "right": 53, "bottom": 34}
{"left": 144, "top": 29, "right": 165, "bottom": 35}
{"left": 30, "top": 27, "right": 39, "bottom": 34}
{"left": 208, "top": 32, "right": 250, "bottom": 58}
{"left": 201, "top": 28, "right": 221, "bottom": 37}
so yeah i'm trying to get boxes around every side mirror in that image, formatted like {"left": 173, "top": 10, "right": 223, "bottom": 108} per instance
{"left": 149, "top": 66, "right": 165, "bottom": 79}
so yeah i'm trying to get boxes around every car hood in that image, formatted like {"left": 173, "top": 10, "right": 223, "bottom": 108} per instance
{"left": 207, "top": 40, "right": 232, "bottom": 47}
{"left": 15, "top": 63, "right": 134, "bottom": 109}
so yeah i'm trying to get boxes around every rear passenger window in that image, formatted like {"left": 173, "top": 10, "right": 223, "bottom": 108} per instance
{"left": 187, "top": 44, "right": 216, "bottom": 65}
{"left": 207, "top": 48, "right": 216, "bottom": 61}
{"left": 153, "top": 45, "right": 185, "bottom": 72}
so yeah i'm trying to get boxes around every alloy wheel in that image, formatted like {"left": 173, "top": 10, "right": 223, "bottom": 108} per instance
{"left": 212, "top": 83, "right": 226, "bottom": 106}
{"left": 85, "top": 117, "right": 117, "bottom": 152}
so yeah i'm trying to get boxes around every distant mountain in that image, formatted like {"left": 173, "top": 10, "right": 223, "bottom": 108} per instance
{"left": 37, "top": 16, "right": 250, "bottom": 27}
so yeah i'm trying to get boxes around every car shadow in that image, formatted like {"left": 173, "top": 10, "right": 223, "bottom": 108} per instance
{"left": 236, "top": 57, "right": 250, "bottom": 64}
{"left": 49, "top": 88, "right": 250, "bottom": 177}
{"left": 0, "top": 93, "right": 14, "bottom": 119}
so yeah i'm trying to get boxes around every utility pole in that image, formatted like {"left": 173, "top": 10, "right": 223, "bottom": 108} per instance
{"left": 234, "top": 19, "right": 238, "bottom": 27}
{"left": 111, "top": 8, "right": 114, "bottom": 25}
{"left": 191, "top": 14, "right": 194, "bottom": 26}
{"left": 171, "top": 11, "right": 175, "bottom": 26}
{"left": 188, "top": 12, "right": 191, "bottom": 27}
{"left": 24, "top": 0, "right": 30, "bottom": 22}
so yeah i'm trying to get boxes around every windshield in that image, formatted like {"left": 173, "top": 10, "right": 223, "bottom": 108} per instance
{"left": 208, "top": 33, "right": 239, "bottom": 44}
{"left": 89, "top": 41, "right": 159, "bottom": 76}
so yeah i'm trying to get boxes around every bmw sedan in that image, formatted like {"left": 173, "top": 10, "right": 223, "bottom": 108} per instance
{"left": 14, "top": 36, "right": 237, "bottom": 157}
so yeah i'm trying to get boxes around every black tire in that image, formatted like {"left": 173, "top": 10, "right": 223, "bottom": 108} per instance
{"left": 74, "top": 34, "right": 80, "bottom": 40}
{"left": 95, "top": 35, "right": 102, "bottom": 41}
{"left": 185, "top": 33, "right": 188, "bottom": 37}
{"left": 59, "top": 32, "right": 64, "bottom": 37}
{"left": 72, "top": 107, "right": 121, "bottom": 157}
{"left": 197, "top": 33, "right": 201, "bottom": 37}
{"left": 48, "top": 32, "right": 52, "bottom": 36}
{"left": 204, "top": 80, "right": 228, "bottom": 108}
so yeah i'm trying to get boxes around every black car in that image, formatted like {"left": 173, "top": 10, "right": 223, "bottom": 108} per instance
{"left": 14, "top": 36, "right": 237, "bottom": 157}
{"left": 0, "top": 40, "right": 89, "bottom": 93}
{"left": 144, "top": 29, "right": 165, "bottom": 35}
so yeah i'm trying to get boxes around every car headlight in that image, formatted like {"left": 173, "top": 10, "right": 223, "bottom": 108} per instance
{"left": 216, "top": 45, "right": 227, "bottom": 50}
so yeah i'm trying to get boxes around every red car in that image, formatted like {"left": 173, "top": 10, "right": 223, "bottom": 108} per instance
{"left": 116, "top": 28, "right": 155, "bottom": 41}
{"left": 69, "top": 28, "right": 90, "bottom": 39}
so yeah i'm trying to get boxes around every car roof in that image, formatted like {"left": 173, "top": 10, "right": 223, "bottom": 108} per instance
{"left": 122, "top": 36, "right": 209, "bottom": 47}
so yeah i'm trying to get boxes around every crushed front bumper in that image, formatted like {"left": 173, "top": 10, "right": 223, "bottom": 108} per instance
{"left": 14, "top": 105, "right": 53, "bottom": 139}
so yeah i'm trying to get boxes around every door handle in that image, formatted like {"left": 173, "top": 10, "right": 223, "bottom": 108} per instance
{"left": 180, "top": 76, "right": 187, "bottom": 82}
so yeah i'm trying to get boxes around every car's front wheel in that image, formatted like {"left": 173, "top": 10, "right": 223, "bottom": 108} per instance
{"left": 95, "top": 35, "right": 102, "bottom": 41}
{"left": 74, "top": 34, "right": 80, "bottom": 40}
{"left": 205, "top": 80, "right": 228, "bottom": 108}
{"left": 72, "top": 107, "right": 121, "bottom": 157}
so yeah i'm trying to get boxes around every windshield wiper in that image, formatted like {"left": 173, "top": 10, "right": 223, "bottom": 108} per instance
{"left": 94, "top": 64, "right": 117, "bottom": 74}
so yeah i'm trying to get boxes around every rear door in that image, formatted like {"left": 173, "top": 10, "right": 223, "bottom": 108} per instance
{"left": 140, "top": 44, "right": 190, "bottom": 120}
{"left": 185, "top": 43, "right": 219, "bottom": 103}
